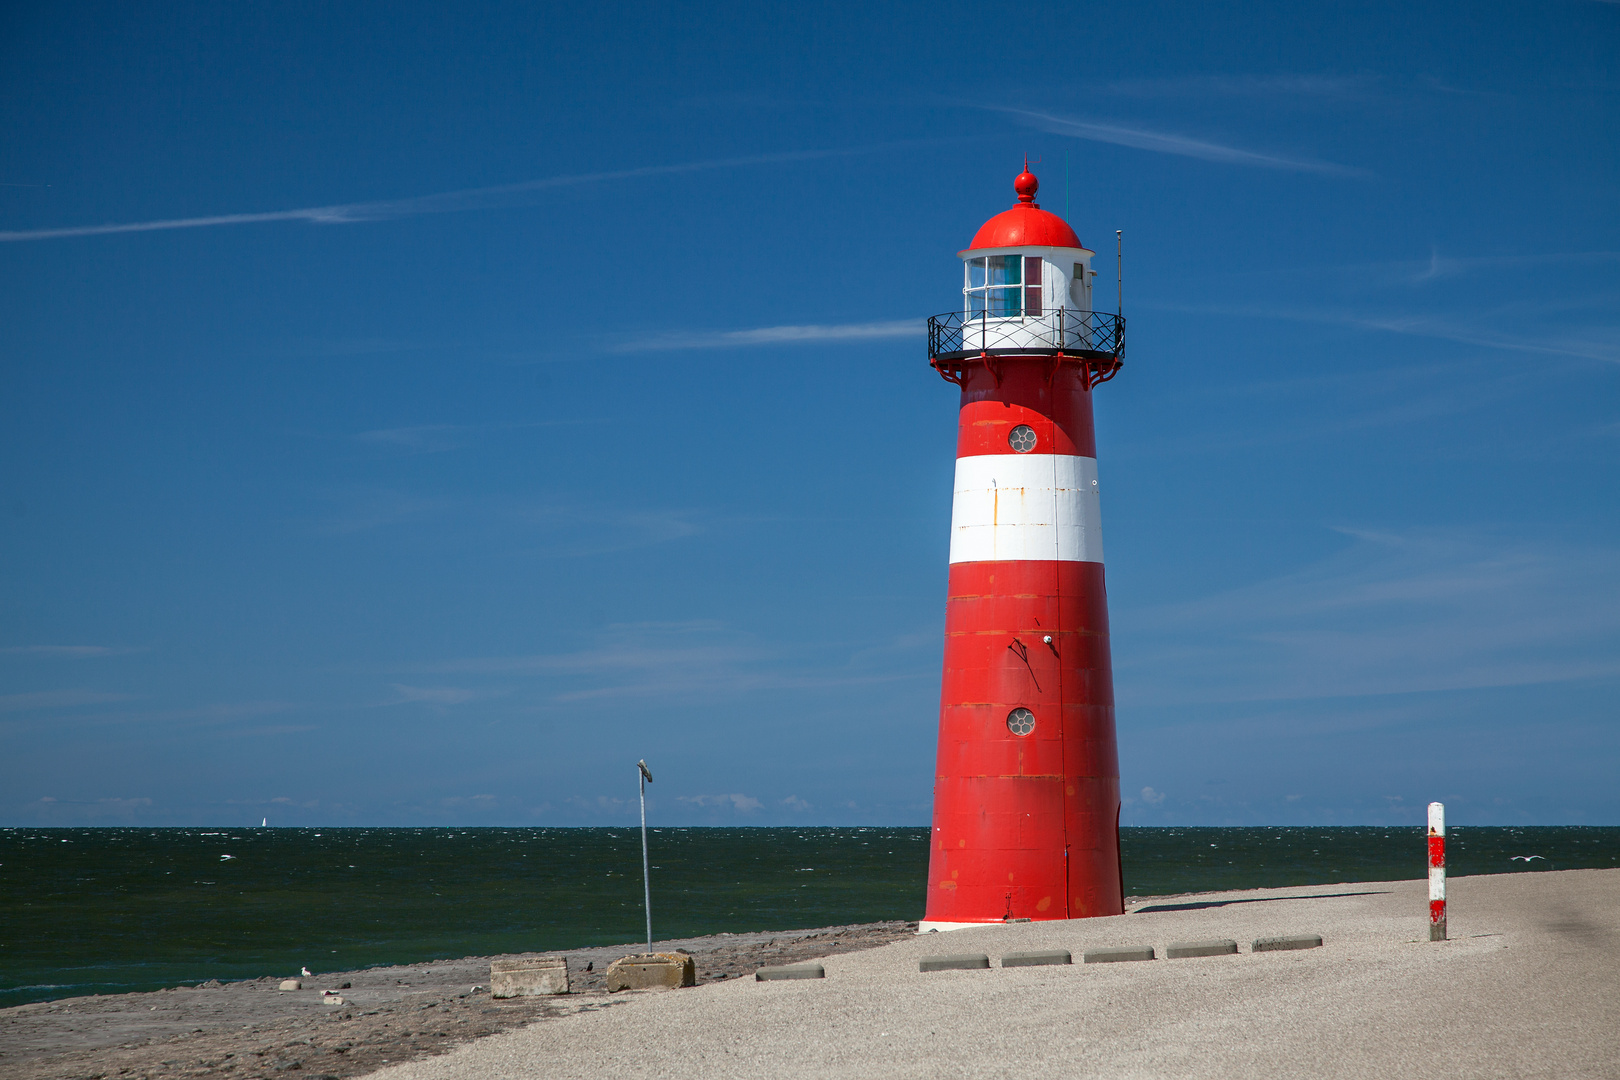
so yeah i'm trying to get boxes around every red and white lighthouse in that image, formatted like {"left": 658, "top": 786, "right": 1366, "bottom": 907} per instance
{"left": 921, "top": 167, "right": 1126, "bottom": 930}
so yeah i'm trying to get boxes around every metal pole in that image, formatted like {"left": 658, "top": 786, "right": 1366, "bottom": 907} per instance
{"left": 1428, "top": 802, "right": 1446, "bottom": 941}
{"left": 638, "top": 760, "right": 653, "bottom": 954}
{"left": 1116, "top": 230, "right": 1122, "bottom": 318}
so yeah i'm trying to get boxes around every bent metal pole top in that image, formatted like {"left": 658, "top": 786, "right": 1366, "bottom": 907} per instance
{"left": 921, "top": 167, "right": 1126, "bottom": 932}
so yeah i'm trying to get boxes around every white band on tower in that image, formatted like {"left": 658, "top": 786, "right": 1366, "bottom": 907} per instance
{"left": 948, "top": 453, "right": 1103, "bottom": 564}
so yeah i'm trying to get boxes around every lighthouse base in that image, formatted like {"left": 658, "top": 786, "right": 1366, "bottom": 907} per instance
{"left": 917, "top": 920, "right": 1005, "bottom": 934}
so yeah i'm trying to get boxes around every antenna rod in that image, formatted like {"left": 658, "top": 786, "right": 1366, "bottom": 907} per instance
{"left": 1116, "top": 230, "right": 1123, "bottom": 317}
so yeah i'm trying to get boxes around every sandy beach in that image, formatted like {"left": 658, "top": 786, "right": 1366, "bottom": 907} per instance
{"left": 367, "top": 868, "right": 1620, "bottom": 1080}
{"left": 1, "top": 922, "right": 915, "bottom": 1080}
{"left": 7, "top": 868, "right": 1617, "bottom": 1079}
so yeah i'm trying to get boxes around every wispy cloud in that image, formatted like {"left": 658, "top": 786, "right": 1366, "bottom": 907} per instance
{"left": 679, "top": 793, "right": 764, "bottom": 812}
{"left": 987, "top": 106, "right": 1366, "bottom": 176}
{"left": 607, "top": 319, "right": 921, "bottom": 353}
{"left": 1116, "top": 527, "right": 1620, "bottom": 705}
{"left": 0, "top": 689, "right": 133, "bottom": 712}
{"left": 350, "top": 418, "right": 597, "bottom": 454}
{"left": 0, "top": 143, "right": 923, "bottom": 244}
{"left": 0, "top": 645, "right": 142, "bottom": 658}
{"left": 1102, "top": 74, "right": 1376, "bottom": 101}
{"left": 381, "top": 684, "right": 481, "bottom": 706}
{"left": 1149, "top": 299, "right": 1619, "bottom": 363}
{"left": 410, "top": 620, "right": 927, "bottom": 705}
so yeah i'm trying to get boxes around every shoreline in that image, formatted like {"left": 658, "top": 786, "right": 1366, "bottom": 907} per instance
{"left": 0, "top": 921, "right": 916, "bottom": 1080}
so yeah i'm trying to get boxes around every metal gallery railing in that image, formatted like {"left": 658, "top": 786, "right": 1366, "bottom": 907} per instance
{"left": 927, "top": 308, "right": 1125, "bottom": 362}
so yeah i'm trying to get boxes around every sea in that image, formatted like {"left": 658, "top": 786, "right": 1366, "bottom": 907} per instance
{"left": 4, "top": 825, "right": 1617, "bottom": 1008}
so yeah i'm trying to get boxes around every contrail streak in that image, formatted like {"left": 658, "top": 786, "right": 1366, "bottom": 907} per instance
{"left": 988, "top": 106, "right": 1367, "bottom": 176}
{"left": 0, "top": 144, "right": 910, "bottom": 243}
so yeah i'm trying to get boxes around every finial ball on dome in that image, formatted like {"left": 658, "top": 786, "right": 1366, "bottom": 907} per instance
{"left": 1014, "top": 169, "right": 1039, "bottom": 204}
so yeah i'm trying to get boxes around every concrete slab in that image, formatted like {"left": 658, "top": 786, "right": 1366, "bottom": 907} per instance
{"left": 1166, "top": 939, "right": 1239, "bottom": 959}
{"left": 755, "top": 963, "right": 825, "bottom": 981}
{"left": 605, "top": 953, "right": 696, "bottom": 991}
{"left": 918, "top": 954, "right": 990, "bottom": 972}
{"left": 489, "top": 957, "right": 569, "bottom": 997}
{"left": 1000, "top": 949, "right": 1071, "bottom": 967}
{"left": 1252, "top": 934, "right": 1324, "bottom": 952}
{"left": 1082, "top": 946, "right": 1155, "bottom": 963}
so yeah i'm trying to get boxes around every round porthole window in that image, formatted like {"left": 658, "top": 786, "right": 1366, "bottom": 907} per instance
{"left": 1006, "top": 707, "right": 1036, "bottom": 736}
{"left": 1008, "top": 425, "right": 1037, "bottom": 453}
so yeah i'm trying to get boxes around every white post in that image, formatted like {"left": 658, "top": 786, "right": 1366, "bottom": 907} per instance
{"left": 638, "top": 760, "right": 654, "bottom": 955}
{"left": 1428, "top": 801, "right": 1446, "bottom": 941}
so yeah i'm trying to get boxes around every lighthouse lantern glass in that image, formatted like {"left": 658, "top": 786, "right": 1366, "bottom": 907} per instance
{"left": 965, "top": 255, "right": 1024, "bottom": 317}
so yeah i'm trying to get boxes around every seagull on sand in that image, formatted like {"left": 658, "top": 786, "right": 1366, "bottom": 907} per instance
{"left": 302, "top": 966, "right": 312, "bottom": 977}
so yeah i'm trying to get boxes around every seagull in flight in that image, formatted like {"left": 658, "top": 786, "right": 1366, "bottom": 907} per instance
{"left": 1509, "top": 855, "right": 1546, "bottom": 862}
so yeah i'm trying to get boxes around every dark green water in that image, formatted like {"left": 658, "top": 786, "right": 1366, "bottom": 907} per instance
{"left": 3, "top": 826, "right": 1616, "bottom": 1007}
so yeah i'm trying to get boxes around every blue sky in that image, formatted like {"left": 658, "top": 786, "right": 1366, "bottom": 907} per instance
{"left": 2, "top": 0, "right": 1616, "bottom": 828}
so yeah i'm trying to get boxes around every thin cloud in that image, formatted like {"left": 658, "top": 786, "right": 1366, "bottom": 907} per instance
{"left": 0, "top": 645, "right": 142, "bottom": 658}
{"left": 609, "top": 319, "right": 921, "bottom": 353}
{"left": 1116, "top": 527, "right": 1620, "bottom": 705}
{"left": 382, "top": 684, "right": 480, "bottom": 706}
{"left": 989, "top": 105, "right": 1366, "bottom": 176}
{"left": 0, "top": 143, "right": 925, "bottom": 244}
{"left": 1102, "top": 74, "right": 1375, "bottom": 101}
{"left": 0, "top": 689, "right": 133, "bottom": 712}
{"left": 1148, "top": 299, "right": 1618, "bottom": 363}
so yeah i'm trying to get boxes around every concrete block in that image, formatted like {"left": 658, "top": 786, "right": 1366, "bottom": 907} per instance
{"left": 1166, "top": 939, "right": 1239, "bottom": 959}
{"left": 1001, "top": 949, "right": 1072, "bottom": 967}
{"left": 1083, "top": 946, "right": 1155, "bottom": 964}
{"left": 919, "top": 953, "right": 990, "bottom": 972}
{"left": 490, "top": 956, "right": 569, "bottom": 997}
{"left": 755, "top": 963, "right": 825, "bottom": 981}
{"left": 605, "top": 952, "right": 696, "bottom": 991}
{"left": 278, "top": 979, "right": 301, "bottom": 991}
{"left": 1252, "top": 935, "right": 1324, "bottom": 952}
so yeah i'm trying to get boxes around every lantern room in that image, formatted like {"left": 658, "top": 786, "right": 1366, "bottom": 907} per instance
{"left": 961, "top": 168, "right": 1095, "bottom": 318}
{"left": 928, "top": 167, "right": 1125, "bottom": 385}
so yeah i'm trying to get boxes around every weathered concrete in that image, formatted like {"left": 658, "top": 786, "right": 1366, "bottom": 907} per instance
{"left": 276, "top": 980, "right": 300, "bottom": 991}
{"left": 605, "top": 952, "right": 696, "bottom": 992}
{"left": 755, "top": 963, "right": 825, "bottom": 981}
{"left": 489, "top": 956, "right": 569, "bottom": 997}
{"left": 1082, "top": 946, "right": 1155, "bottom": 963}
{"left": 1000, "top": 949, "right": 1071, "bottom": 967}
{"left": 918, "top": 954, "right": 990, "bottom": 972}
{"left": 1252, "top": 934, "right": 1323, "bottom": 952}
{"left": 1166, "top": 939, "right": 1239, "bottom": 959}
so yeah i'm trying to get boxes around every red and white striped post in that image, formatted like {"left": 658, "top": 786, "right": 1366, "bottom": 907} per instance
{"left": 1428, "top": 801, "right": 1446, "bottom": 941}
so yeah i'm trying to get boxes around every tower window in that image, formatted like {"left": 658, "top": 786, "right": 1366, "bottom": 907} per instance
{"left": 1006, "top": 707, "right": 1036, "bottom": 736}
{"left": 1008, "top": 425, "right": 1037, "bottom": 453}
{"left": 966, "top": 255, "right": 1023, "bottom": 316}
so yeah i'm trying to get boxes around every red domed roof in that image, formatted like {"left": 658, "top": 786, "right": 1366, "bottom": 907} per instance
{"left": 965, "top": 169, "right": 1086, "bottom": 251}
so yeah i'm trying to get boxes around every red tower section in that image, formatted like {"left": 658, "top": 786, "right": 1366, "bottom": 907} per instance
{"left": 922, "top": 168, "right": 1126, "bottom": 929}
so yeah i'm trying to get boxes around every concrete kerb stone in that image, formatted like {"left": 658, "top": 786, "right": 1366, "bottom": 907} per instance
{"left": 919, "top": 953, "right": 991, "bottom": 972}
{"left": 605, "top": 952, "right": 697, "bottom": 991}
{"left": 1001, "top": 949, "right": 1072, "bottom": 967}
{"left": 277, "top": 980, "right": 301, "bottom": 991}
{"left": 755, "top": 963, "right": 826, "bottom": 981}
{"left": 1252, "top": 934, "right": 1324, "bottom": 952}
{"left": 490, "top": 956, "right": 570, "bottom": 997}
{"left": 1165, "top": 939, "right": 1239, "bottom": 959}
{"left": 1083, "top": 946, "right": 1156, "bottom": 964}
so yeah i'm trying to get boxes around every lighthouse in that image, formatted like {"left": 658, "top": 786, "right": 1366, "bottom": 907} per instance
{"left": 921, "top": 167, "right": 1126, "bottom": 930}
